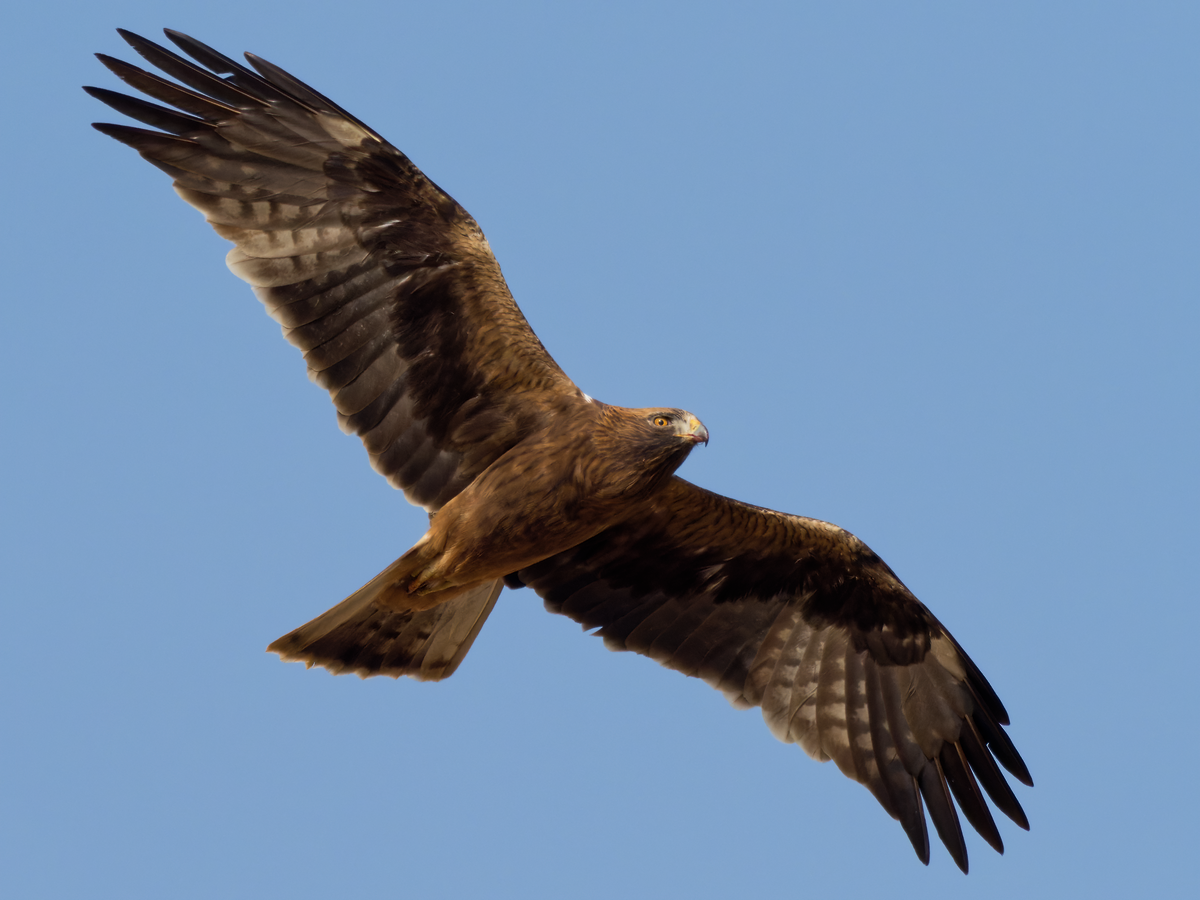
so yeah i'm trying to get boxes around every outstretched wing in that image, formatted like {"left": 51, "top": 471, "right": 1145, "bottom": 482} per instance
{"left": 88, "top": 29, "right": 577, "bottom": 510}
{"left": 512, "top": 477, "right": 1032, "bottom": 872}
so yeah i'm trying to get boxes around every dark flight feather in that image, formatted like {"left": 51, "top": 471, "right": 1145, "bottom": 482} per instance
{"left": 514, "top": 478, "right": 1032, "bottom": 872}
{"left": 89, "top": 29, "right": 1031, "bottom": 872}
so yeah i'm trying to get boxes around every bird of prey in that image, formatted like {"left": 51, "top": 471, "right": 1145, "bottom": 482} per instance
{"left": 88, "top": 28, "right": 1032, "bottom": 872}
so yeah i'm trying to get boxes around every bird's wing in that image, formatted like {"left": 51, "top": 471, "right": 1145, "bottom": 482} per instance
{"left": 511, "top": 477, "right": 1032, "bottom": 872}
{"left": 88, "top": 29, "right": 577, "bottom": 510}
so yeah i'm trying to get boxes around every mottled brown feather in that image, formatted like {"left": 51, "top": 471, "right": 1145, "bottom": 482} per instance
{"left": 515, "top": 478, "right": 1032, "bottom": 872}
{"left": 91, "top": 29, "right": 577, "bottom": 511}
{"left": 90, "top": 30, "right": 1030, "bottom": 873}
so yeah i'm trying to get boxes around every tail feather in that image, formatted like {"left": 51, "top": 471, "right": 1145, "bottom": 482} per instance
{"left": 268, "top": 572, "right": 504, "bottom": 681}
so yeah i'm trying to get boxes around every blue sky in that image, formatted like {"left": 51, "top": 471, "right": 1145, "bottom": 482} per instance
{"left": 4, "top": 2, "right": 1197, "bottom": 898}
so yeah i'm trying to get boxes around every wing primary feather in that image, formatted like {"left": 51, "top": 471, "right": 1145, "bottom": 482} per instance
{"left": 939, "top": 741, "right": 1004, "bottom": 854}
{"left": 919, "top": 758, "right": 969, "bottom": 873}
{"left": 863, "top": 660, "right": 930, "bottom": 862}
{"left": 877, "top": 665, "right": 929, "bottom": 764}
{"left": 116, "top": 30, "right": 263, "bottom": 108}
{"left": 243, "top": 52, "right": 382, "bottom": 138}
{"left": 92, "top": 56, "right": 239, "bottom": 119}
{"left": 971, "top": 702, "right": 1033, "bottom": 786}
{"left": 910, "top": 778, "right": 932, "bottom": 865}
{"left": 84, "top": 86, "right": 207, "bottom": 135}
{"left": 961, "top": 716, "right": 1030, "bottom": 830}
{"left": 161, "top": 29, "right": 298, "bottom": 107}
{"left": 952, "top": 638, "right": 1012, "bottom": 725}
{"left": 90, "top": 121, "right": 192, "bottom": 151}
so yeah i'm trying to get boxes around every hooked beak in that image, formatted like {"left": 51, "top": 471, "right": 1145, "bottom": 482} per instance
{"left": 682, "top": 415, "right": 709, "bottom": 446}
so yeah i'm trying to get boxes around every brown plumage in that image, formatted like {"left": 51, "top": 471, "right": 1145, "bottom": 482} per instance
{"left": 88, "top": 28, "right": 1032, "bottom": 873}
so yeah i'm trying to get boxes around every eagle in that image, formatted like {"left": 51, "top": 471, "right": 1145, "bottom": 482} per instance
{"left": 87, "top": 29, "right": 1032, "bottom": 872}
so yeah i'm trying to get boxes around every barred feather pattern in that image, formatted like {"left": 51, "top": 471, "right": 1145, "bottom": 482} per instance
{"left": 90, "top": 30, "right": 1032, "bottom": 873}
{"left": 88, "top": 29, "right": 577, "bottom": 511}
{"left": 516, "top": 478, "right": 1032, "bottom": 872}
{"left": 269, "top": 577, "right": 504, "bottom": 681}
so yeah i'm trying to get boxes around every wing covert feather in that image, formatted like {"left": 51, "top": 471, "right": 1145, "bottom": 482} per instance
{"left": 515, "top": 477, "right": 1031, "bottom": 872}
{"left": 90, "top": 30, "right": 1030, "bottom": 872}
{"left": 89, "top": 30, "right": 578, "bottom": 510}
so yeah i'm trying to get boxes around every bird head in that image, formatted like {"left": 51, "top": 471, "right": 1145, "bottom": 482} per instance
{"left": 645, "top": 409, "right": 709, "bottom": 446}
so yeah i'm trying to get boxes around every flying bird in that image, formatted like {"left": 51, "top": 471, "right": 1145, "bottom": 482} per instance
{"left": 88, "top": 28, "right": 1032, "bottom": 872}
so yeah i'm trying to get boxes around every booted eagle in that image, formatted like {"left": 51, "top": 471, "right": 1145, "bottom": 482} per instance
{"left": 88, "top": 29, "right": 1032, "bottom": 872}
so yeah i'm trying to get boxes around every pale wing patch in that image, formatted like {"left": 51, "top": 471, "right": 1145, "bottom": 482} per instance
{"left": 212, "top": 222, "right": 359, "bottom": 258}
{"left": 316, "top": 112, "right": 377, "bottom": 149}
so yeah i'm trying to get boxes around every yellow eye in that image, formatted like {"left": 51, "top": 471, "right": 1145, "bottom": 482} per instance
{"left": 653, "top": 415, "right": 670, "bottom": 427}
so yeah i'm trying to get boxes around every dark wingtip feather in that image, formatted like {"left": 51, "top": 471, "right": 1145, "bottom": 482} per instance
{"left": 940, "top": 742, "right": 1004, "bottom": 855}
{"left": 919, "top": 762, "right": 969, "bottom": 873}
{"left": 162, "top": 28, "right": 243, "bottom": 75}
{"left": 117, "top": 27, "right": 155, "bottom": 54}
{"left": 898, "top": 797, "right": 932, "bottom": 863}
{"left": 111, "top": 28, "right": 263, "bottom": 109}
{"left": 906, "top": 781, "right": 931, "bottom": 865}
{"left": 90, "top": 120, "right": 151, "bottom": 144}
{"left": 89, "top": 121, "right": 195, "bottom": 160}
{"left": 94, "top": 52, "right": 150, "bottom": 88}
{"left": 960, "top": 717, "right": 1030, "bottom": 830}
{"left": 83, "top": 86, "right": 205, "bottom": 135}
{"left": 94, "top": 53, "right": 154, "bottom": 88}
{"left": 242, "top": 51, "right": 375, "bottom": 131}
{"left": 975, "top": 711, "right": 1034, "bottom": 787}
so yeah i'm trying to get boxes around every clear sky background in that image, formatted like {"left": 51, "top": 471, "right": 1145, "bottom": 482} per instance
{"left": 4, "top": 2, "right": 1196, "bottom": 898}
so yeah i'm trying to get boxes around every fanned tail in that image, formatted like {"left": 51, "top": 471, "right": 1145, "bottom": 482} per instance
{"left": 268, "top": 568, "right": 504, "bottom": 681}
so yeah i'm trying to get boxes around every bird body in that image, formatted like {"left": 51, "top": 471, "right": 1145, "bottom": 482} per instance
{"left": 89, "top": 28, "right": 1032, "bottom": 872}
{"left": 365, "top": 401, "right": 708, "bottom": 608}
